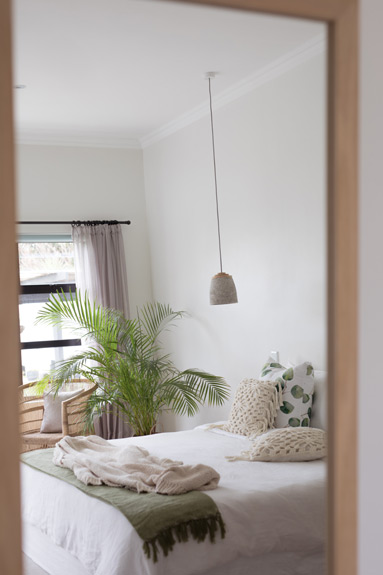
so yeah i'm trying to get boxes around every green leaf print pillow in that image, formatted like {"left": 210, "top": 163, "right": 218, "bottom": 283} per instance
{"left": 259, "top": 359, "right": 315, "bottom": 428}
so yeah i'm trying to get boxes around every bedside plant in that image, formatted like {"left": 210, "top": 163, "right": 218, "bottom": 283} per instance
{"left": 36, "top": 292, "right": 230, "bottom": 437}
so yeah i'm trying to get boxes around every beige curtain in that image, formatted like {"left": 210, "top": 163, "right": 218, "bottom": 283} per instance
{"left": 72, "top": 223, "right": 129, "bottom": 317}
{"left": 72, "top": 223, "right": 132, "bottom": 439}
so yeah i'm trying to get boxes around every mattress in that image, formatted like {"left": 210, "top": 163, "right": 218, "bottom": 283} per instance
{"left": 21, "top": 425, "right": 326, "bottom": 575}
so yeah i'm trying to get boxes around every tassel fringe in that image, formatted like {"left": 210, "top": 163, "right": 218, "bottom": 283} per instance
{"left": 248, "top": 381, "right": 284, "bottom": 440}
{"left": 143, "top": 512, "right": 226, "bottom": 563}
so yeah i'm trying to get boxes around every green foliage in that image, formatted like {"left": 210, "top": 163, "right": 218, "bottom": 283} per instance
{"left": 288, "top": 417, "right": 301, "bottom": 427}
{"left": 282, "top": 368, "right": 294, "bottom": 381}
{"left": 280, "top": 401, "right": 294, "bottom": 415}
{"left": 36, "top": 291, "right": 230, "bottom": 436}
{"left": 261, "top": 368, "right": 272, "bottom": 377}
{"left": 290, "top": 384, "right": 304, "bottom": 399}
{"left": 33, "top": 374, "right": 50, "bottom": 396}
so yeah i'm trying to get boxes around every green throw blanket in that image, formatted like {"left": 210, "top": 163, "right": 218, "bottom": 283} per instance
{"left": 21, "top": 449, "right": 226, "bottom": 562}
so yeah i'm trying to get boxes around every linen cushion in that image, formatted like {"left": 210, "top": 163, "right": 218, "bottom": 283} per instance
{"left": 223, "top": 379, "right": 283, "bottom": 438}
{"left": 228, "top": 427, "right": 327, "bottom": 462}
{"left": 259, "top": 360, "right": 315, "bottom": 428}
{"left": 40, "top": 389, "right": 82, "bottom": 433}
{"left": 311, "top": 370, "right": 327, "bottom": 431}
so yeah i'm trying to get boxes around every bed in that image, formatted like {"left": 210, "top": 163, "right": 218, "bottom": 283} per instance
{"left": 21, "top": 422, "right": 326, "bottom": 575}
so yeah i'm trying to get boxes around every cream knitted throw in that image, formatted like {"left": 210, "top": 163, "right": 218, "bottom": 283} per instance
{"left": 53, "top": 435, "right": 220, "bottom": 494}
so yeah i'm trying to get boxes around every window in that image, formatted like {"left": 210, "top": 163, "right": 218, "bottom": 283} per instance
{"left": 18, "top": 239, "right": 82, "bottom": 383}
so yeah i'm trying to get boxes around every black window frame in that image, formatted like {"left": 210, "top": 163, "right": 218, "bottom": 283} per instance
{"left": 19, "top": 282, "right": 81, "bottom": 350}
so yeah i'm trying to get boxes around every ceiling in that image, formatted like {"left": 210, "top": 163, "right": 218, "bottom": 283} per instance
{"left": 12, "top": 0, "right": 325, "bottom": 148}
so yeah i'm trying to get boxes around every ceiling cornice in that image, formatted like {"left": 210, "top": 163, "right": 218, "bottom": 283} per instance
{"left": 16, "top": 129, "right": 142, "bottom": 150}
{"left": 140, "top": 33, "right": 325, "bottom": 149}
{"left": 15, "top": 34, "right": 325, "bottom": 151}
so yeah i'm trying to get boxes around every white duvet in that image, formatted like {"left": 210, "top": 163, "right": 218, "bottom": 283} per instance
{"left": 21, "top": 426, "right": 326, "bottom": 575}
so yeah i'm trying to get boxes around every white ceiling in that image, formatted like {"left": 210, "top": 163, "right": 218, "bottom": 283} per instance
{"left": 12, "top": 0, "right": 325, "bottom": 148}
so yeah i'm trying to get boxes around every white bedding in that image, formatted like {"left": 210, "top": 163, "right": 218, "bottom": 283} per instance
{"left": 21, "top": 426, "right": 326, "bottom": 575}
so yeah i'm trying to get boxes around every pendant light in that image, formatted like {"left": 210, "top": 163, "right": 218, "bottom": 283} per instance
{"left": 206, "top": 72, "right": 238, "bottom": 305}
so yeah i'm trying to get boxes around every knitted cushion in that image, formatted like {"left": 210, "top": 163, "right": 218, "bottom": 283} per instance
{"left": 228, "top": 427, "right": 326, "bottom": 462}
{"left": 259, "top": 360, "right": 315, "bottom": 428}
{"left": 222, "top": 379, "right": 283, "bottom": 439}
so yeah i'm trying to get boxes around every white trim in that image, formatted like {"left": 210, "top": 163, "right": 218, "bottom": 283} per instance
{"left": 141, "top": 34, "right": 326, "bottom": 149}
{"left": 17, "top": 223, "right": 73, "bottom": 238}
{"left": 16, "top": 129, "right": 141, "bottom": 150}
{"left": 18, "top": 234, "right": 72, "bottom": 243}
{"left": 15, "top": 34, "right": 325, "bottom": 150}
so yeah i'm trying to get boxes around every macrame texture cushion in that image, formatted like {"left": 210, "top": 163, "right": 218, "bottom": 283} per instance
{"left": 222, "top": 379, "right": 283, "bottom": 439}
{"left": 227, "top": 427, "right": 327, "bottom": 462}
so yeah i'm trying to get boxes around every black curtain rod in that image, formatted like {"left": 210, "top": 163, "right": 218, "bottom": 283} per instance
{"left": 18, "top": 220, "right": 131, "bottom": 226}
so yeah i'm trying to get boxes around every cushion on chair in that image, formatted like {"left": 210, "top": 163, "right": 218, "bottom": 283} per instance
{"left": 40, "top": 389, "right": 83, "bottom": 433}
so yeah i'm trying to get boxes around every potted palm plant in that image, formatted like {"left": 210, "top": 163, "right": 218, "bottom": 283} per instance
{"left": 36, "top": 291, "right": 230, "bottom": 436}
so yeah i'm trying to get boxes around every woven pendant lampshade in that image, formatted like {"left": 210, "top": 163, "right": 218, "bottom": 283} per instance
{"left": 206, "top": 72, "right": 238, "bottom": 305}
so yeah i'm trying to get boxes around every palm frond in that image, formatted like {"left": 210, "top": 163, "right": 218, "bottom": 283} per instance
{"left": 159, "top": 380, "right": 201, "bottom": 416}
{"left": 158, "top": 370, "right": 229, "bottom": 416}
{"left": 179, "top": 369, "right": 230, "bottom": 405}
{"left": 138, "top": 302, "right": 184, "bottom": 342}
{"left": 35, "top": 294, "right": 229, "bottom": 436}
{"left": 36, "top": 289, "right": 126, "bottom": 344}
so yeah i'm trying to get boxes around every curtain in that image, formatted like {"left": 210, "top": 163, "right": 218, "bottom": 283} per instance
{"left": 72, "top": 223, "right": 132, "bottom": 439}
{"left": 72, "top": 224, "right": 129, "bottom": 318}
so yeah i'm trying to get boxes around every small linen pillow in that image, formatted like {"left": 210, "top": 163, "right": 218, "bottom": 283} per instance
{"left": 227, "top": 427, "right": 326, "bottom": 462}
{"left": 40, "top": 389, "right": 83, "bottom": 433}
{"left": 259, "top": 360, "right": 315, "bottom": 428}
{"left": 222, "top": 379, "right": 283, "bottom": 438}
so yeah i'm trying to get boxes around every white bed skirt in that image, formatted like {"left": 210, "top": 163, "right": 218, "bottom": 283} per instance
{"left": 23, "top": 521, "right": 325, "bottom": 575}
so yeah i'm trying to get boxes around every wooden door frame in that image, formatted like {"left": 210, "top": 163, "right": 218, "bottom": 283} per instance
{"left": 0, "top": 0, "right": 358, "bottom": 574}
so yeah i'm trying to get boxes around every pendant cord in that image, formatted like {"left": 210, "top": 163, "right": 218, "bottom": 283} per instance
{"left": 208, "top": 77, "right": 223, "bottom": 274}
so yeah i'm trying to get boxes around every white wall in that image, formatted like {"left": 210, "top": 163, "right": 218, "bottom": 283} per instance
{"left": 143, "top": 53, "right": 326, "bottom": 431}
{"left": 11, "top": 4, "right": 383, "bottom": 572}
{"left": 359, "top": 1, "right": 383, "bottom": 573}
{"left": 15, "top": 144, "right": 153, "bottom": 313}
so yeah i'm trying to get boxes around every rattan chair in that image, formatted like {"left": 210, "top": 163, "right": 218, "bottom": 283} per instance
{"left": 19, "top": 379, "right": 97, "bottom": 453}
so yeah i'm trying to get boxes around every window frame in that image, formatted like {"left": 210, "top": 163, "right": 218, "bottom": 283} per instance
{"left": 18, "top": 240, "right": 81, "bottom": 360}
{"left": 19, "top": 282, "right": 81, "bottom": 350}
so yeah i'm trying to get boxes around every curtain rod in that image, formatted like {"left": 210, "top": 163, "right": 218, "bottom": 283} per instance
{"left": 17, "top": 220, "right": 131, "bottom": 225}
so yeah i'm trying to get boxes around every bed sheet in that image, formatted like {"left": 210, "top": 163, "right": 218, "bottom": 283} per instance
{"left": 21, "top": 427, "right": 326, "bottom": 575}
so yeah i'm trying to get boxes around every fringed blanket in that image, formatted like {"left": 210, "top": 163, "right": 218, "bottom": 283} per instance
{"left": 21, "top": 441, "right": 225, "bottom": 562}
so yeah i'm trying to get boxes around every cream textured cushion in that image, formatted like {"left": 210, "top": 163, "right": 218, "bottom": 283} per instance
{"left": 228, "top": 427, "right": 327, "bottom": 462}
{"left": 259, "top": 360, "right": 315, "bottom": 428}
{"left": 40, "top": 389, "right": 83, "bottom": 433}
{"left": 222, "top": 379, "right": 283, "bottom": 439}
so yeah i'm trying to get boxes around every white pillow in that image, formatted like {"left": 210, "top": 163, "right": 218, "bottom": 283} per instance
{"left": 222, "top": 379, "right": 283, "bottom": 438}
{"left": 227, "top": 427, "right": 327, "bottom": 462}
{"left": 40, "top": 389, "right": 83, "bottom": 433}
{"left": 311, "top": 370, "right": 327, "bottom": 431}
{"left": 260, "top": 359, "right": 315, "bottom": 428}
